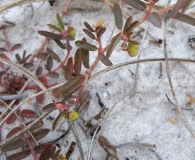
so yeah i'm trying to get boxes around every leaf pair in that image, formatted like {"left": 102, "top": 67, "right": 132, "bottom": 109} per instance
{"left": 60, "top": 75, "right": 85, "bottom": 98}
{"left": 48, "top": 13, "right": 64, "bottom": 32}
{"left": 44, "top": 48, "right": 60, "bottom": 78}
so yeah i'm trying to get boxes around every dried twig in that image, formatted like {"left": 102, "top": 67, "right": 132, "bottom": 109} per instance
{"left": 0, "top": 0, "right": 48, "bottom": 13}
{"left": 163, "top": 11, "right": 195, "bottom": 137}
{"left": 91, "top": 58, "right": 195, "bottom": 81}
{"left": 0, "top": 93, "right": 27, "bottom": 101}
{"left": 131, "top": 25, "right": 148, "bottom": 98}
{"left": 67, "top": 121, "right": 84, "bottom": 160}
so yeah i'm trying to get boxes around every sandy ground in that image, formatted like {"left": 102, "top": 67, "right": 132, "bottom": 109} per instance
{"left": 0, "top": 0, "right": 195, "bottom": 160}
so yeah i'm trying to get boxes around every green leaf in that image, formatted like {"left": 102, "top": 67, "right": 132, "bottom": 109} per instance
{"left": 81, "top": 48, "right": 89, "bottom": 69}
{"left": 75, "top": 41, "right": 98, "bottom": 51}
{"left": 127, "top": 41, "right": 139, "bottom": 57}
{"left": 67, "top": 111, "right": 79, "bottom": 121}
{"left": 48, "top": 24, "right": 62, "bottom": 32}
{"left": 113, "top": 3, "right": 123, "bottom": 29}
{"left": 53, "top": 112, "right": 65, "bottom": 130}
{"left": 15, "top": 54, "right": 22, "bottom": 64}
{"left": 56, "top": 13, "right": 64, "bottom": 30}
{"left": 97, "top": 27, "right": 106, "bottom": 37}
{"left": 43, "top": 103, "right": 56, "bottom": 112}
{"left": 47, "top": 48, "right": 60, "bottom": 62}
{"left": 65, "top": 57, "right": 73, "bottom": 80}
{"left": 106, "top": 33, "right": 122, "bottom": 58}
{"left": 123, "top": 0, "right": 146, "bottom": 11}
{"left": 6, "top": 127, "right": 22, "bottom": 139}
{"left": 99, "top": 54, "right": 113, "bottom": 66}
{"left": 78, "top": 88, "right": 84, "bottom": 106}
{"left": 83, "top": 29, "right": 96, "bottom": 39}
{"left": 60, "top": 75, "right": 85, "bottom": 95}
{"left": 29, "top": 120, "right": 44, "bottom": 132}
{"left": 54, "top": 40, "right": 66, "bottom": 49}
{"left": 124, "top": 16, "right": 133, "bottom": 34}
{"left": 6, "top": 150, "right": 30, "bottom": 160}
{"left": 148, "top": 12, "right": 162, "bottom": 28}
{"left": 31, "top": 129, "right": 50, "bottom": 141}
{"left": 84, "top": 21, "right": 95, "bottom": 32}
{"left": 38, "top": 31, "right": 62, "bottom": 40}
{"left": 126, "top": 20, "right": 139, "bottom": 35}
{"left": 46, "top": 56, "right": 53, "bottom": 71}
{"left": 74, "top": 49, "right": 82, "bottom": 75}
{"left": 1, "top": 138, "right": 25, "bottom": 152}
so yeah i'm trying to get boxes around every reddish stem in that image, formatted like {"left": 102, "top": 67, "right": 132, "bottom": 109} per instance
{"left": 84, "top": 37, "right": 103, "bottom": 85}
{"left": 62, "top": 0, "right": 72, "bottom": 17}
{"left": 18, "top": 113, "right": 38, "bottom": 160}
{"left": 156, "top": 3, "right": 176, "bottom": 15}
{"left": 23, "top": 132, "right": 39, "bottom": 160}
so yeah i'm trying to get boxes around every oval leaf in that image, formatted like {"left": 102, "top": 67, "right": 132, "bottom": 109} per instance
{"left": 65, "top": 57, "right": 73, "bottom": 80}
{"left": 6, "top": 127, "right": 22, "bottom": 138}
{"left": 1, "top": 138, "right": 25, "bottom": 152}
{"left": 47, "top": 48, "right": 60, "bottom": 62}
{"left": 148, "top": 12, "right": 162, "bottom": 28}
{"left": 83, "top": 29, "right": 96, "bottom": 39}
{"left": 99, "top": 54, "right": 113, "bottom": 66}
{"left": 21, "top": 109, "right": 36, "bottom": 118}
{"left": 54, "top": 40, "right": 66, "bottom": 49}
{"left": 123, "top": 0, "right": 146, "bottom": 11}
{"left": 48, "top": 24, "right": 62, "bottom": 32}
{"left": 6, "top": 113, "right": 17, "bottom": 124}
{"left": 38, "top": 31, "right": 62, "bottom": 40}
{"left": 113, "top": 3, "right": 123, "bottom": 29}
{"left": 53, "top": 112, "right": 65, "bottom": 130}
{"left": 81, "top": 48, "right": 89, "bottom": 69}
{"left": 23, "top": 63, "right": 34, "bottom": 69}
{"left": 15, "top": 54, "right": 22, "bottom": 64}
{"left": 106, "top": 33, "right": 122, "bottom": 58}
{"left": 74, "top": 49, "right": 82, "bottom": 75}
{"left": 56, "top": 14, "right": 64, "bottom": 30}
{"left": 84, "top": 22, "right": 94, "bottom": 32}
{"left": 46, "top": 56, "right": 53, "bottom": 71}
{"left": 127, "top": 41, "right": 139, "bottom": 57}
{"left": 43, "top": 103, "right": 56, "bottom": 112}
{"left": 36, "top": 66, "right": 43, "bottom": 76}
{"left": 75, "top": 41, "right": 97, "bottom": 51}
{"left": 97, "top": 27, "right": 106, "bottom": 38}
{"left": 124, "top": 16, "right": 133, "bottom": 34}
{"left": 36, "top": 89, "right": 45, "bottom": 104}
{"left": 60, "top": 75, "right": 85, "bottom": 94}
{"left": 11, "top": 44, "right": 22, "bottom": 51}
{"left": 7, "top": 150, "right": 30, "bottom": 160}
{"left": 126, "top": 20, "right": 139, "bottom": 35}
{"left": 31, "top": 129, "right": 50, "bottom": 141}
